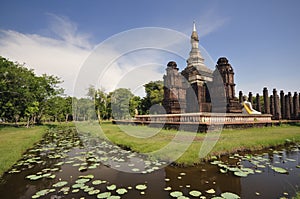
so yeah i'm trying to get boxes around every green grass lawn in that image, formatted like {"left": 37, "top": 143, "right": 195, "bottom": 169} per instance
{"left": 0, "top": 124, "right": 48, "bottom": 176}
{"left": 76, "top": 121, "right": 300, "bottom": 165}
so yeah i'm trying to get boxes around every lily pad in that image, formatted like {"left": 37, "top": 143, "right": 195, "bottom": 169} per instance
{"left": 170, "top": 191, "right": 183, "bottom": 197}
{"left": 79, "top": 174, "right": 94, "bottom": 179}
{"left": 206, "top": 188, "right": 216, "bottom": 194}
{"left": 221, "top": 192, "right": 240, "bottom": 199}
{"left": 88, "top": 189, "right": 100, "bottom": 195}
{"left": 271, "top": 166, "right": 288, "bottom": 174}
{"left": 76, "top": 178, "right": 90, "bottom": 184}
{"left": 72, "top": 189, "right": 80, "bottom": 193}
{"left": 189, "top": 190, "right": 202, "bottom": 197}
{"left": 92, "top": 180, "right": 105, "bottom": 185}
{"left": 107, "top": 184, "right": 117, "bottom": 191}
{"left": 72, "top": 183, "right": 85, "bottom": 189}
{"left": 78, "top": 166, "right": 87, "bottom": 172}
{"left": 234, "top": 171, "right": 248, "bottom": 177}
{"left": 135, "top": 184, "right": 147, "bottom": 190}
{"left": 108, "top": 196, "right": 121, "bottom": 199}
{"left": 178, "top": 196, "right": 189, "bottom": 199}
{"left": 52, "top": 181, "right": 68, "bottom": 188}
{"left": 97, "top": 192, "right": 112, "bottom": 198}
{"left": 116, "top": 188, "right": 128, "bottom": 195}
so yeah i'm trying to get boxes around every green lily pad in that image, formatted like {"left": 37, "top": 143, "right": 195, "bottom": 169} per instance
{"left": 78, "top": 166, "right": 87, "bottom": 172}
{"left": 46, "top": 174, "right": 56, "bottom": 179}
{"left": 131, "top": 168, "right": 140, "bottom": 172}
{"left": 206, "top": 188, "right": 216, "bottom": 194}
{"left": 76, "top": 178, "right": 90, "bottom": 184}
{"left": 88, "top": 189, "right": 100, "bottom": 195}
{"left": 271, "top": 166, "right": 288, "bottom": 174}
{"left": 79, "top": 174, "right": 94, "bottom": 179}
{"left": 97, "top": 192, "right": 112, "bottom": 198}
{"left": 164, "top": 187, "right": 172, "bottom": 191}
{"left": 72, "top": 183, "right": 85, "bottom": 189}
{"left": 32, "top": 188, "right": 55, "bottom": 198}
{"left": 92, "top": 180, "right": 105, "bottom": 185}
{"left": 178, "top": 196, "right": 189, "bottom": 199}
{"left": 189, "top": 190, "right": 202, "bottom": 197}
{"left": 26, "top": 174, "right": 43, "bottom": 181}
{"left": 285, "top": 158, "right": 296, "bottom": 162}
{"left": 135, "top": 184, "right": 147, "bottom": 190}
{"left": 72, "top": 189, "right": 80, "bottom": 193}
{"left": 107, "top": 184, "right": 117, "bottom": 191}
{"left": 108, "top": 196, "right": 121, "bottom": 199}
{"left": 116, "top": 188, "right": 128, "bottom": 195}
{"left": 234, "top": 171, "right": 248, "bottom": 177}
{"left": 52, "top": 181, "right": 68, "bottom": 188}
{"left": 170, "top": 191, "right": 183, "bottom": 197}
{"left": 221, "top": 192, "right": 240, "bottom": 199}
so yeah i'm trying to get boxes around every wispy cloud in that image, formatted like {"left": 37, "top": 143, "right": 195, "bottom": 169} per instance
{"left": 0, "top": 14, "right": 93, "bottom": 96}
{"left": 46, "top": 13, "right": 92, "bottom": 49}
{"left": 198, "top": 9, "right": 230, "bottom": 37}
{"left": 181, "top": 8, "right": 230, "bottom": 38}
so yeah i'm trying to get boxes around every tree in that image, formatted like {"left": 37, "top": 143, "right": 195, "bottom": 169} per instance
{"left": 0, "top": 56, "right": 63, "bottom": 126}
{"left": 141, "top": 80, "right": 164, "bottom": 114}
{"left": 130, "top": 96, "right": 142, "bottom": 116}
{"left": 109, "top": 88, "right": 134, "bottom": 120}
{"left": 86, "top": 85, "right": 108, "bottom": 122}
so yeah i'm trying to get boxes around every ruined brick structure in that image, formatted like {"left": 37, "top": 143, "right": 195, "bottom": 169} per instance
{"left": 163, "top": 23, "right": 242, "bottom": 114}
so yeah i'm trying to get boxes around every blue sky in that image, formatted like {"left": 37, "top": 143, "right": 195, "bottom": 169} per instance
{"left": 0, "top": 0, "right": 299, "bottom": 97}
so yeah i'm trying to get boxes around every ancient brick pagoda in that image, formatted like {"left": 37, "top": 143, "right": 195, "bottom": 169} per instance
{"left": 163, "top": 22, "right": 242, "bottom": 114}
{"left": 116, "top": 23, "right": 299, "bottom": 132}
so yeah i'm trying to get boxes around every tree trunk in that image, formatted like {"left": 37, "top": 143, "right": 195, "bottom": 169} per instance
{"left": 65, "top": 114, "right": 69, "bottom": 122}
{"left": 97, "top": 109, "right": 101, "bottom": 124}
{"left": 26, "top": 117, "right": 30, "bottom": 128}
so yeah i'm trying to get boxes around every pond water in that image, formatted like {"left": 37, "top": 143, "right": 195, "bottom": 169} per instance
{"left": 0, "top": 127, "right": 299, "bottom": 199}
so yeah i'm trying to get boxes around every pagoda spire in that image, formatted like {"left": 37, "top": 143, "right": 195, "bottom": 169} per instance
{"left": 187, "top": 22, "right": 204, "bottom": 67}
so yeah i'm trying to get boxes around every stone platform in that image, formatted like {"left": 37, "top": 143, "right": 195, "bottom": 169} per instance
{"left": 113, "top": 112, "right": 275, "bottom": 132}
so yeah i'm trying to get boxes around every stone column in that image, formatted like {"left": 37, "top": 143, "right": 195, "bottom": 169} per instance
{"left": 285, "top": 95, "right": 291, "bottom": 119}
{"left": 280, "top": 90, "right": 285, "bottom": 119}
{"left": 239, "top": 91, "right": 243, "bottom": 103}
{"left": 256, "top": 93, "right": 261, "bottom": 112}
{"left": 248, "top": 92, "right": 253, "bottom": 105}
{"left": 273, "top": 89, "right": 281, "bottom": 119}
{"left": 293, "top": 92, "right": 299, "bottom": 119}
{"left": 270, "top": 95, "right": 275, "bottom": 117}
{"left": 288, "top": 92, "right": 293, "bottom": 119}
{"left": 263, "top": 87, "right": 270, "bottom": 114}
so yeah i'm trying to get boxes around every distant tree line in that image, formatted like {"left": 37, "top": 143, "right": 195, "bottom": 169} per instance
{"left": 0, "top": 56, "right": 164, "bottom": 126}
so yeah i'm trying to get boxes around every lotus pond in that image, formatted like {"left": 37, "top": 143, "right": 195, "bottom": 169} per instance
{"left": 0, "top": 126, "right": 299, "bottom": 199}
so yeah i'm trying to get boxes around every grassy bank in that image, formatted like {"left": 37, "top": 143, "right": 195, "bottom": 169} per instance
{"left": 0, "top": 124, "right": 48, "bottom": 176}
{"left": 77, "top": 121, "right": 300, "bottom": 165}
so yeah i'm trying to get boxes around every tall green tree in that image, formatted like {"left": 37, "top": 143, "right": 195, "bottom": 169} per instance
{"left": 109, "top": 88, "right": 134, "bottom": 120}
{"left": 0, "top": 56, "right": 62, "bottom": 125}
{"left": 141, "top": 80, "right": 164, "bottom": 114}
{"left": 86, "top": 85, "right": 108, "bottom": 122}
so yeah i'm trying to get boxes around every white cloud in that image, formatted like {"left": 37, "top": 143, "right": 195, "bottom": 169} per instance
{"left": 198, "top": 9, "right": 230, "bottom": 38}
{"left": 0, "top": 14, "right": 225, "bottom": 97}
{"left": 0, "top": 29, "right": 90, "bottom": 96}
{"left": 46, "top": 13, "right": 92, "bottom": 49}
